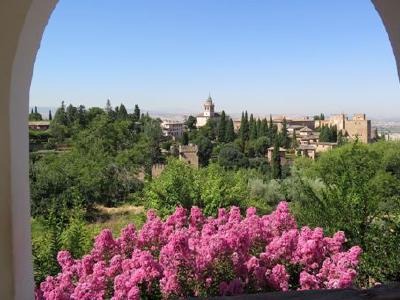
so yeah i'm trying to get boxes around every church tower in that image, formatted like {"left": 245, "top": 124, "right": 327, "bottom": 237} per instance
{"left": 203, "top": 94, "right": 215, "bottom": 117}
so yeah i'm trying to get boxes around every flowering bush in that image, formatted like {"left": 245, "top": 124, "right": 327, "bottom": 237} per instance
{"left": 36, "top": 202, "right": 362, "bottom": 299}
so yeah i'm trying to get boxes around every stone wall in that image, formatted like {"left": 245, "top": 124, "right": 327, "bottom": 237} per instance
{"left": 179, "top": 145, "right": 199, "bottom": 168}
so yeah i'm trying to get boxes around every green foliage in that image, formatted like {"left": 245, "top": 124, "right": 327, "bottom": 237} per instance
{"left": 218, "top": 110, "right": 227, "bottom": 143}
{"left": 185, "top": 115, "right": 197, "bottom": 131}
{"left": 32, "top": 204, "right": 91, "bottom": 285}
{"left": 290, "top": 141, "right": 400, "bottom": 286}
{"left": 29, "top": 106, "right": 43, "bottom": 121}
{"left": 218, "top": 143, "right": 248, "bottom": 170}
{"left": 182, "top": 131, "right": 189, "bottom": 145}
{"left": 194, "top": 135, "right": 213, "bottom": 166}
{"left": 144, "top": 159, "right": 263, "bottom": 217}
{"left": 271, "top": 139, "right": 282, "bottom": 179}
{"left": 30, "top": 103, "right": 156, "bottom": 215}
{"left": 280, "top": 118, "right": 290, "bottom": 149}
{"left": 225, "top": 118, "right": 235, "bottom": 142}
{"left": 319, "top": 125, "right": 338, "bottom": 143}
{"left": 197, "top": 165, "right": 249, "bottom": 215}
{"left": 239, "top": 111, "right": 249, "bottom": 142}
{"left": 144, "top": 159, "right": 199, "bottom": 217}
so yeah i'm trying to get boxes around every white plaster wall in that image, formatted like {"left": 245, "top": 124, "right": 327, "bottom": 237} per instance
{"left": 0, "top": 1, "right": 57, "bottom": 299}
{"left": 373, "top": 0, "right": 400, "bottom": 82}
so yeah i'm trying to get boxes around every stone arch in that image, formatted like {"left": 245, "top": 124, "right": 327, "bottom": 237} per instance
{"left": 0, "top": 0, "right": 398, "bottom": 298}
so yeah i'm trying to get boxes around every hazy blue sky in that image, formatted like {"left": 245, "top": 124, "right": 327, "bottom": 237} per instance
{"left": 30, "top": 0, "right": 400, "bottom": 118}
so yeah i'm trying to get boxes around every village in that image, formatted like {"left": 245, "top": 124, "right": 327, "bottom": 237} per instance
{"left": 29, "top": 95, "right": 375, "bottom": 178}
{"left": 157, "top": 96, "right": 373, "bottom": 169}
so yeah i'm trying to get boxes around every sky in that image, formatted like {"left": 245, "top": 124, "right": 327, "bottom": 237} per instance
{"left": 30, "top": 0, "right": 400, "bottom": 118}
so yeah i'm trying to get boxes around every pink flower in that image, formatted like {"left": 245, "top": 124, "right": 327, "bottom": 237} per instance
{"left": 37, "top": 202, "right": 363, "bottom": 299}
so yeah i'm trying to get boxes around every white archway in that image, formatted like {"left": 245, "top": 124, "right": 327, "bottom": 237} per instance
{"left": 0, "top": 0, "right": 398, "bottom": 298}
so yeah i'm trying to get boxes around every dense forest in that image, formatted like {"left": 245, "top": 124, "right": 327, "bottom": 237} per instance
{"left": 30, "top": 101, "right": 400, "bottom": 289}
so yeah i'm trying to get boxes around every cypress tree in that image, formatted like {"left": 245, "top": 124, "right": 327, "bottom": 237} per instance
{"left": 48, "top": 110, "right": 52, "bottom": 121}
{"left": 261, "top": 118, "right": 269, "bottom": 136}
{"left": 269, "top": 115, "right": 276, "bottom": 143}
{"left": 271, "top": 138, "right": 282, "bottom": 179}
{"left": 256, "top": 118, "right": 262, "bottom": 139}
{"left": 291, "top": 130, "right": 298, "bottom": 149}
{"left": 225, "top": 118, "right": 235, "bottom": 142}
{"left": 281, "top": 117, "right": 289, "bottom": 148}
{"left": 134, "top": 104, "right": 141, "bottom": 121}
{"left": 242, "top": 111, "right": 249, "bottom": 141}
{"left": 218, "top": 110, "right": 227, "bottom": 143}
{"left": 182, "top": 131, "right": 189, "bottom": 145}
{"left": 249, "top": 114, "right": 257, "bottom": 140}
{"left": 240, "top": 111, "right": 249, "bottom": 144}
{"left": 105, "top": 99, "right": 112, "bottom": 113}
{"left": 119, "top": 104, "right": 128, "bottom": 119}
{"left": 34, "top": 106, "right": 38, "bottom": 114}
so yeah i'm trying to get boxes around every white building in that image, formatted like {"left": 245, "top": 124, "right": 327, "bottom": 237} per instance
{"left": 161, "top": 120, "right": 184, "bottom": 139}
{"left": 196, "top": 95, "right": 219, "bottom": 127}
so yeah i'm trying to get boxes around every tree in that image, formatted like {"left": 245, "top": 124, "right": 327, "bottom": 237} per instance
{"left": 280, "top": 117, "right": 289, "bottom": 148}
{"left": 53, "top": 101, "right": 67, "bottom": 126}
{"left": 195, "top": 135, "right": 213, "bottom": 166}
{"left": 48, "top": 110, "right": 52, "bottom": 121}
{"left": 218, "top": 110, "right": 227, "bottom": 143}
{"left": 218, "top": 144, "right": 248, "bottom": 170}
{"left": 261, "top": 118, "right": 269, "bottom": 137}
{"left": 225, "top": 118, "right": 235, "bottom": 142}
{"left": 291, "top": 130, "right": 298, "bottom": 149}
{"left": 29, "top": 107, "right": 43, "bottom": 121}
{"left": 252, "top": 136, "right": 270, "bottom": 157}
{"left": 133, "top": 104, "right": 141, "bottom": 121}
{"left": 291, "top": 141, "right": 400, "bottom": 285}
{"left": 182, "top": 131, "right": 189, "bottom": 145}
{"left": 200, "top": 118, "right": 217, "bottom": 141}
{"left": 256, "top": 118, "right": 262, "bottom": 139}
{"left": 271, "top": 139, "right": 282, "bottom": 179}
{"left": 186, "top": 115, "right": 197, "bottom": 131}
{"left": 249, "top": 114, "right": 257, "bottom": 140}
{"left": 268, "top": 115, "right": 276, "bottom": 143}
{"left": 118, "top": 104, "right": 128, "bottom": 120}
{"left": 240, "top": 111, "right": 249, "bottom": 142}
{"left": 105, "top": 99, "right": 112, "bottom": 114}
{"left": 144, "top": 159, "right": 199, "bottom": 217}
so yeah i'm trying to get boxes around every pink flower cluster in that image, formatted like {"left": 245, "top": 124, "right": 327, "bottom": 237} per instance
{"left": 36, "top": 202, "right": 362, "bottom": 299}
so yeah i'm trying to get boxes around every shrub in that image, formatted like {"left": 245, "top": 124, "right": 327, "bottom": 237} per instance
{"left": 36, "top": 202, "right": 362, "bottom": 299}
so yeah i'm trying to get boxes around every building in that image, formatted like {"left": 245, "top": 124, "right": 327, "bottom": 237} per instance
{"left": 233, "top": 119, "right": 242, "bottom": 132}
{"left": 315, "top": 113, "right": 371, "bottom": 143}
{"left": 296, "top": 126, "right": 320, "bottom": 145}
{"left": 161, "top": 120, "right": 184, "bottom": 139}
{"left": 151, "top": 163, "right": 166, "bottom": 178}
{"left": 28, "top": 120, "right": 50, "bottom": 131}
{"left": 297, "top": 141, "right": 338, "bottom": 160}
{"left": 273, "top": 116, "right": 316, "bottom": 132}
{"left": 196, "top": 95, "right": 220, "bottom": 127}
{"left": 179, "top": 144, "right": 199, "bottom": 168}
{"left": 287, "top": 124, "right": 304, "bottom": 136}
{"left": 266, "top": 147, "right": 287, "bottom": 165}
{"left": 298, "top": 144, "right": 317, "bottom": 160}
{"left": 316, "top": 142, "right": 337, "bottom": 153}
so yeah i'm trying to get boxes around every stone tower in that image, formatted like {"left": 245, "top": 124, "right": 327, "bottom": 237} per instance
{"left": 203, "top": 94, "right": 215, "bottom": 117}
{"left": 179, "top": 144, "right": 199, "bottom": 169}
